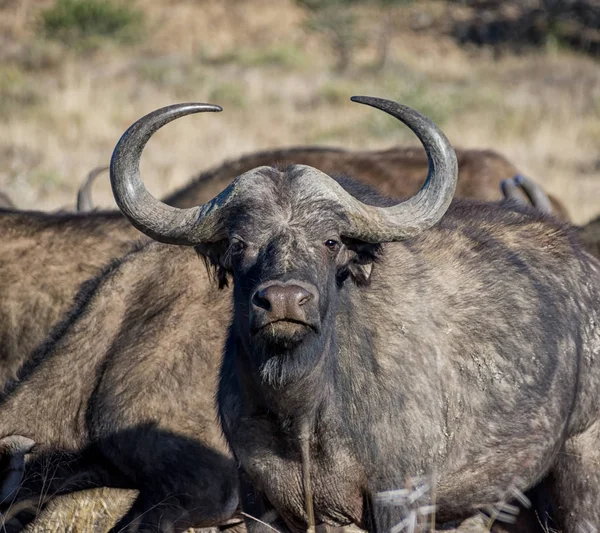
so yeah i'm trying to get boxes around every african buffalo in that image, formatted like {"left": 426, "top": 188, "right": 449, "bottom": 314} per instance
{"left": 0, "top": 124, "right": 573, "bottom": 531}
{"left": 0, "top": 237, "right": 526, "bottom": 532}
{"left": 0, "top": 241, "right": 241, "bottom": 533}
{"left": 0, "top": 105, "right": 568, "bottom": 531}
{"left": 0, "top": 182, "right": 539, "bottom": 530}
{"left": 0, "top": 144, "right": 554, "bottom": 391}
{"left": 109, "top": 99, "right": 600, "bottom": 532}
{"left": 502, "top": 174, "right": 600, "bottom": 260}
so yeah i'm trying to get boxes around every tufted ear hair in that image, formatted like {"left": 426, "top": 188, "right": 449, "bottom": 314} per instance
{"left": 196, "top": 240, "right": 232, "bottom": 289}
{"left": 339, "top": 239, "right": 382, "bottom": 287}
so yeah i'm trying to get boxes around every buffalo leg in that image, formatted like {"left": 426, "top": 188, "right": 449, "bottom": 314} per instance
{"left": 108, "top": 484, "right": 240, "bottom": 533}
{"left": 99, "top": 431, "right": 239, "bottom": 533}
{"left": 238, "top": 472, "right": 292, "bottom": 533}
{"left": 548, "top": 420, "right": 600, "bottom": 532}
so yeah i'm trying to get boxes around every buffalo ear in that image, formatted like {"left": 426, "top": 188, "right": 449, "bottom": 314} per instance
{"left": 342, "top": 239, "right": 381, "bottom": 287}
{"left": 348, "top": 261, "right": 374, "bottom": 286}
{"left": 195, "top": 239, "right": 231, "bottom": 289}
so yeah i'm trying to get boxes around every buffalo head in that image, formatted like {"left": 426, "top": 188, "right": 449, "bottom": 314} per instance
{"left": 110, "top": 97, "right": 458, "bottom": 385}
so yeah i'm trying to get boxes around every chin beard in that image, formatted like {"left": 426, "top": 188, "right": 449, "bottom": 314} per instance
{"left": 258, "top": 354, "right": 311, "bottom": 389}
{"left": 244, "top": 317, "right": 330, "bottom": 389}
{"left": 254, "top": 338, "right": 322, "bottom": 389}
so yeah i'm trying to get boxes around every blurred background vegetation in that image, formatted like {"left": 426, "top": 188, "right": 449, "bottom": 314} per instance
{"left": 0, "top": 0, "right": 598, "bottom": 222}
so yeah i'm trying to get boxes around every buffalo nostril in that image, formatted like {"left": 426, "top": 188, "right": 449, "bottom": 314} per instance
{"left": 252, "top": 290, "right": 272, "bottom": 312}
{"left": 297, "top": 289, "right": 312, "bottom": 307}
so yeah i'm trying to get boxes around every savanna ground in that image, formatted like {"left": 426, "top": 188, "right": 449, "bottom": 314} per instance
{"left": 0, "top": 0, "right": 599, "bottom": 531}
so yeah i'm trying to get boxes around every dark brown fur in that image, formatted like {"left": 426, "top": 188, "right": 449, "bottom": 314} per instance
{"left": 165, "top": 146, "right": 570, "bottom": 220}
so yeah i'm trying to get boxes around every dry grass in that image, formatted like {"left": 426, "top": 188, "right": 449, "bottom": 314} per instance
{"left": 0, "top": 0, "right": 598, "bottom": 223}
{"left": 21, "top": 488, "right": 133, "bottom": 532}
{"left": 0, "top": 0, "right": 598, "bottom": 530}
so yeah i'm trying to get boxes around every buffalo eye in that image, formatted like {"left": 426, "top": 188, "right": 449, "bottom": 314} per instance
{"left": 324, "top": 239, "right": 340, "bottom": 251}
{"left": 229, "top": 238, "right": 246, "bottom": 256}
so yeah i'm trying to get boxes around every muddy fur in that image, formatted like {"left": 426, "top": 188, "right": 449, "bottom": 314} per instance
{"left": 0, "top": 176, "right": 561, "bottom": 532}
{"left": 0, "top": 209, "right": 142, "bottom": 389}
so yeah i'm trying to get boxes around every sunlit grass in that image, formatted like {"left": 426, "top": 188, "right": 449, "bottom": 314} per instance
{"left": 1, "top": 0, "right": 598, "bottom": 222}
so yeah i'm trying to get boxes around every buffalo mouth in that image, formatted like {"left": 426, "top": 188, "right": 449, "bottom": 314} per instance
{"left": 251, "top": 318, "right": 317, "bottom": 341}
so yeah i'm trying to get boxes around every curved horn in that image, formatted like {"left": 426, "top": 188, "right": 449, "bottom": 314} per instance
{"left": 513, "top": 174, "right": 552, "bottom": 214}
{"left": 77, "top": 166, "right": 108, "bottom": 212}
{"left": 501, "top": 177, "right": 522, "bottom": 202}
{"left": 290, "top": 97, "right": 459, "bottom": 241}
{"left": 334, "top": 96, "right": 458, "bottom": 240}
{"left": 110, "top": 103, "right": 234, "bottom": 245}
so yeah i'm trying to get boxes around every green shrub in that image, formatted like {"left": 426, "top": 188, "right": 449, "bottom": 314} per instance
{"left": 40, "top": 0, "right": 144, "bottom": 46}
{"left": 208, "top": 83, "right": 247, "bottom": 108}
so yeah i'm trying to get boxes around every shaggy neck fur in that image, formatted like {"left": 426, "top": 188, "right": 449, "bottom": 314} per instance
{"left": 231, "top": 302, "right": 340, "bottom": 426}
